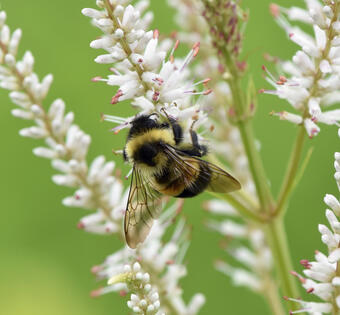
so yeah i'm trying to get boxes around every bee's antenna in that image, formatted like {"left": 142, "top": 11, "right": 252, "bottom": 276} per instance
{"left": 189, "top": 117, "right": 198, "bottom": 132}
{"left": 148, "top": 112, "right": 159, "bottom": 119}
{"left": 160, "top": 107, "right": 171, "bottom": 120}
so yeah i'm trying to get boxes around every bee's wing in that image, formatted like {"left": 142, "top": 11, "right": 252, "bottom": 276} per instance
{"left": 201, "top": 159, "right": 241, "bottom": 193}
{"left": 164, "top": 145, "right": 241, "bottom": 194}
{"left": 124, "top": 166, "right": 162, "bottom": 249}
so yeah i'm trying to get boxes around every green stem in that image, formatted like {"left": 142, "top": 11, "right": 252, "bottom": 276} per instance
{"left": 265, "top": 219, "right": 299, "bottom": 310}
{"left": 208, "top": 191, "right": 267, "bottom": 223}
{"left": 223, "top": 48, "right": 274, "bottom": 213}
{"left": 274, "top": 126, "right": 306, "bottom": 217}
{"left": 205, "top": 13, "right": 300, "bottom": 311}
{"left": 262, "top": 273, "right": 286, "bottom": 315}
{"left": 224, "top": 52, "right": 300, "bottom": 310}
{"left": 237, "top": 120, "right": 274, "bottom": 211}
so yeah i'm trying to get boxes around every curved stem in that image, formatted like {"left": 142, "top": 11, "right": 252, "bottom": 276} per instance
{"left": 222, "top": 47, "right": 274, "bottom": 213}
{"left": 237, "top": 119, "right": 274, "bottom": 212}
{"left": 274, "top": 126, "right": 306, "bottom": 217}
{"left": 265, "top": 219, "right": 299, "bottom": 310}
{"left": 208, "top": 191, "right": 267, "bottom": 223}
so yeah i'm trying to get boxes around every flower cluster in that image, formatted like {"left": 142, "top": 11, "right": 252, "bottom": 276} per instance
{"left": 108, "top": 262, "right": 163, "bottom": 315}
{"left": 91, "top": 205, "right": 205, "bottom": 315}
{"left": 286, "top": 129, "right": 340, "bottom": 314}
{"left": 0, "top": 10, "right": 128, "bottom": 235}
{"left": 263, "top": 0, "right": 340, "bottom": 137}
{"left": 201, "top": 0, "right": 247, "bottom": 59}
{"left": 82, "top": 0, "right": 212, "bottom": 136}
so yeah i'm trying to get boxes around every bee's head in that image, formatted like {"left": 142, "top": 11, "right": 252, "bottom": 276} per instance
{"left": 129, "top": 113, "right": 160, "bottom": 135}
{"left": 125, "top": 113, "right": 171, "bottom": 168}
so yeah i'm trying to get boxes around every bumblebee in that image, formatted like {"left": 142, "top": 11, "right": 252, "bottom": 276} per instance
{"left": 123, "top": 113, "right": 241, "bottom": 248}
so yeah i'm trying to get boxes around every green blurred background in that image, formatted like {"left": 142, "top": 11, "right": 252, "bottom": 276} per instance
{"left": 0, "top": 0, "right": 338, "bottom": 314}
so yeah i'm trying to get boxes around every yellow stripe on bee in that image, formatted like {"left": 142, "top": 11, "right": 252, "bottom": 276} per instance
{"left": 125, "top": 128, "right": 175, "bottom": 161}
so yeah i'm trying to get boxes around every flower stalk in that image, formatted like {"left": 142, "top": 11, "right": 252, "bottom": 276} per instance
{"left": 261, "top": 270, "right": 286, "bottom": 315}
{"left": 228, "top": 56, "right": 301, "bottom": 311}
{"left": 274, "top": 125, "right": 306, "bottom": 217}
{"left": 201, "top": 0, "right": 300, "bottom": 310}
{"left": 102, "top": 0, "right": 150, "bottom": 92}
{"left": 208, "top": 192, "right": 267, "bottom": 223}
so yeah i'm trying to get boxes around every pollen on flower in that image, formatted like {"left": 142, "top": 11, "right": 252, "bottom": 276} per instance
{"left": 153, "top": 29, "right": 159, "bottom": 39}
{"left": 91, "top": 265, "right": 102, "bottom": 274}
{"left": 77, "top": 222, "right": 85, "bottom": 229}
{"left": 290, "top": 270, "right": 306, "bottom": 284}
{"left": 90, "top": 288, "right": 103, "bottom": 298}
{"left": 202, "top": 79, "right": 211, "bottom": 90}
{"left": 152, "top": 91, "right": 160, "bottom": 102}
{"left": 306, "top": 288, "right": 314, "bottom": 294}
{"left": 111, "top": 90, "right": 123, "bottom": 104}
{"left": 300, "top": 259, "right": 311, "bottom": 269}
{"left": 193, "top": 42, "right": 200, "bottom": 57}
{"left": 91, "top": 76, "right": 102, "bottom": 82}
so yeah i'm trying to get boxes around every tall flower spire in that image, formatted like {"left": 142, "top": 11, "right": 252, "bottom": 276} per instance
{"left": 263, "top": 0, "right": 340, "bottom": 137}
{"left": 0, "top": 10, "right": 127, "bottom": 235}
{"left": 82, "top": 0, "right": 212, "bottom": 136}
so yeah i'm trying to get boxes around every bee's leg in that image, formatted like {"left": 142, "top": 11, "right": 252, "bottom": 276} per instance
{"left": 161, "top": 108, "right": 183, "bottom": 145}
{"left": 170, "top": 118, "right": 183, "bottom": 145}
{"left": 189, "top": 121, "right": 208, "bottom": 157}
{"left": 123, "top": 149, "right": 128, "bottom": 162}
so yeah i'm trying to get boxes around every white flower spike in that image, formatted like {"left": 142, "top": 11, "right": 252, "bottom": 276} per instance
{"left": 264, "top": 1, "right": 340, "bottom": 137}
{"left": 83, "top": 0, "right": 212, "bottom": 134}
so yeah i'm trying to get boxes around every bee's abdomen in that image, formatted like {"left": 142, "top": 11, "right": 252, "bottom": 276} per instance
{"left": 176, "top": 162, "right": 211, "bottom": 198}
{"left": 153, "top": 160, "right": 211, "bottom": 198}
{"left": 153, "top": 164, "right": 180, "bottom": 196}
{"left": 153, "top": 167, "right": 170, "bottom": 184}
